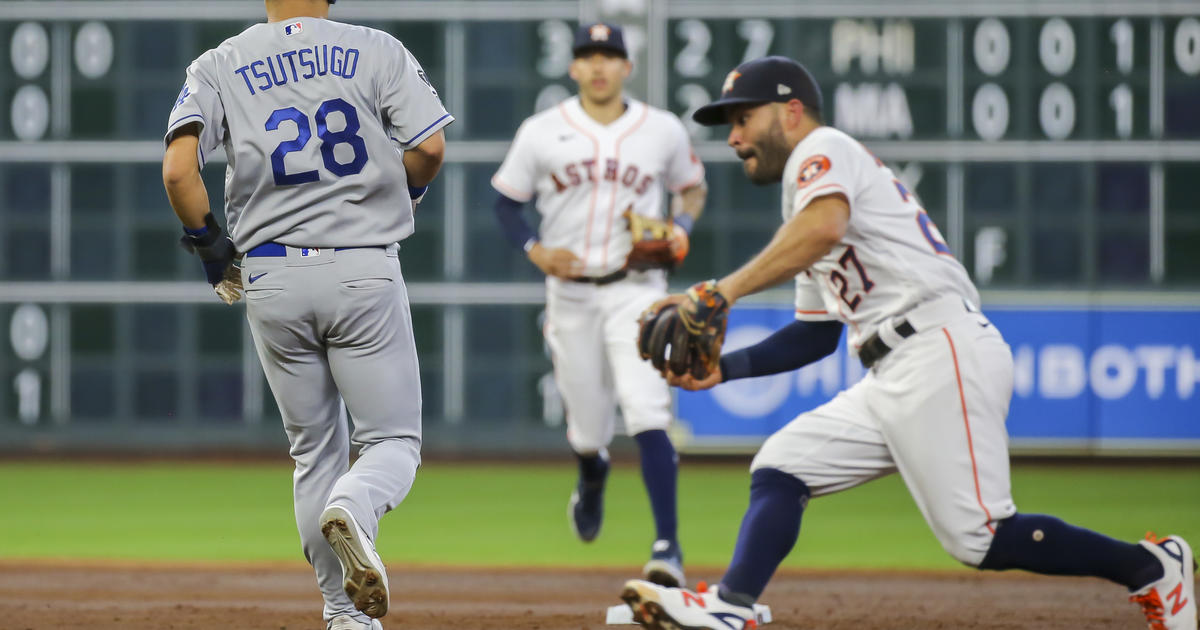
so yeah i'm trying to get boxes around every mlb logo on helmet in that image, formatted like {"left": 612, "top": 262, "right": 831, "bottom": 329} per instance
{"left": 285, "top": 21, "right": 302, "bottom": 35}
{"left": 589, "top": 24, "right": 611, "bottom": 41}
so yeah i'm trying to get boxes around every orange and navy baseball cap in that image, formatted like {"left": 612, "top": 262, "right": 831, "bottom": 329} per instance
{"left": 692, "top": 56, "right": 822, "bottom": 126}
{"left": 573, "top": 22, "right": 627, "bottom": 58}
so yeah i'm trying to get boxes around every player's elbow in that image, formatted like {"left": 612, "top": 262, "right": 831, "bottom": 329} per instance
{"left": 812, "top": 221, "right": 844, "bottom": 250}
{"left": 411, "top": 131, "right": 445, "bottom": 165}
{"left": 805, "top": 194, "right": 851, "bottom": 250}
{"left": 813, "top": 321, "right": 844, "bottom": 357}
{"left": 161, "top": 153, "right": 196, "bottom": 191}
{"left": 403, "top": 131, "right": 445, "bottom": 187}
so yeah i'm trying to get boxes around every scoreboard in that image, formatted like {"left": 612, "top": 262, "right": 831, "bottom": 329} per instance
{"left": 669, "top": 15, "right": 1200, "bottom": 142}
{"left": 0, "top": 0, "right": 1197, "bottom": 442}
{"left": 662, "top": 10, "right": 1200, "bottom": 288}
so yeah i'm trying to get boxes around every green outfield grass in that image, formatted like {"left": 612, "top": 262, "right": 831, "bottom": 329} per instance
{"left": 2, "top": 460, "right": 1197, "bottom": 571}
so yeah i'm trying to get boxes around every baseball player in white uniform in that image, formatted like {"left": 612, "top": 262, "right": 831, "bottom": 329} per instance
{"left": 162, "top": 1, "right": 451, "bottom": 629}
{"left": 622, "top": 56, "right": 1196, "bottom": 630}
{"left": 491, "top": 23, "right": 707, "bottom": 587}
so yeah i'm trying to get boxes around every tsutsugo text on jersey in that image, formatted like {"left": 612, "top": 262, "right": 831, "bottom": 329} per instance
{"left": 235, "top": 45, "right": 360, "bottom": 96}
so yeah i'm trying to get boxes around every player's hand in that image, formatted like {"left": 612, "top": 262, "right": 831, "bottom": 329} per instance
{"left": 668, "top": 224, "right": 689, "bottom": 265}
{"left": 667, "top": 365, "right": 722, "bottom": 391}
{"left": 408, "top": 184, "right": 428, "bottom": 212}
{"left": 179, "top": 212, "right": 236, "bottom": 287}
{"left": 528, "top": 243, "right": 584, "bottom": 279}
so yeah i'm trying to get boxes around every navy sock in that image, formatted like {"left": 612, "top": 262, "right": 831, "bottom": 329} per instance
{"left": 576, "top": 449, "right": 609, "bottom": 485}
{"left": 978, "top": 513, "right": 1163, "bottom": 590}
{"left": 719, "top": 468, "right": 810, "bottom": 602}
{"left": 634, "top": 430, "right": 678, "bottom": 542}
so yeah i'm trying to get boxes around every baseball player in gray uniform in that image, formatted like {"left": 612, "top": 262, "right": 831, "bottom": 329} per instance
{"left": 162, "top": 1, "right": 451, "bottom": 629}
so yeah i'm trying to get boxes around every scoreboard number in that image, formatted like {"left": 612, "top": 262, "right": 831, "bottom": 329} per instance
{"left": 1109, "top": 19, "right": 1134, "bottom": 74}
{"left": 534, "top": 20, "right": 572, "bottom": 112}
{"left": 1177, "top": 17, "right": 1200, "bottom": 75}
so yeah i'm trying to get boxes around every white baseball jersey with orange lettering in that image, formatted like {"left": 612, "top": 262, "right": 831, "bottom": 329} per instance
{"left": 492, "top": 96, "right": 704, "bottom": 277}
{"left": 783, "top": 126, "right": 979, "bottom": 349}
{"left": 755, "top": 125, "right": 1017, "bottom": 568}
{"left": 492, "top": 96, "right": 703, "bottom": 453}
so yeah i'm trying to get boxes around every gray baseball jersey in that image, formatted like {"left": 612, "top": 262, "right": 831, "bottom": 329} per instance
{"left": 165, "top": 17, "right": 452, "bottom": 251}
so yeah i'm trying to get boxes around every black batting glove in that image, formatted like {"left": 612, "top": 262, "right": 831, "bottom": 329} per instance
{"left": 179, "top": 212, "right": 236, "bottom": 287}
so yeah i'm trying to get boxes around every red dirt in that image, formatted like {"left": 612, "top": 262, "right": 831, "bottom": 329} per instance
{"left": 0, "top": 561, "right": 1168, "bottom": 629}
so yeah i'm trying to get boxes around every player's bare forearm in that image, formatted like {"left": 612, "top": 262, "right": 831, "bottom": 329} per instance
{"left": 402, "top": 130, "right": 445, "bottom": 188}
{"left": 716, "top": 194, "right": 849, "bottom": 303}
{"left": 673, "top": 181, "right": 707, "bottom": 223}
{"left": 162, "top": 129, "right": 211, "bottom": 230}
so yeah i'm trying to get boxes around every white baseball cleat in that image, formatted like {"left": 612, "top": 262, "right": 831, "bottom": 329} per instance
{"left": 1130, "top": 533, "right": 1197, "bottom": 630}
{"left": 327, "top": 614, "right": 383, "bottom": 630}
{"left": 320, "top": 505, "right": 390, "bottom": 619}
{"left": 621, "top": 579, "right": 758, "bottom": 630}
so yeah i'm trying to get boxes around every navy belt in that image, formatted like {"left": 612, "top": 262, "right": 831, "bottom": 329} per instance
{"left": 244, "top": 243, "right": 384, "bottom": 257}
{"left": 570, "top": 269, "right": 627, "bottom": 286}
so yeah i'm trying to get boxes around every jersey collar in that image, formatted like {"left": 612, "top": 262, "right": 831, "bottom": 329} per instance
{"left": 563, "top": 95, "right": 644, "bottom": 134}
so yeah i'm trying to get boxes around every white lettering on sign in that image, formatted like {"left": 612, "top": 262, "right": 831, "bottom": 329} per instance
{"left": 833, "top": 83, "right": 913, "bottom": 138}
{"left": 831, "top": 19, "right": 915, "bottom": 75}
{"left": 1090, "top": 344, "right": 1138, "bottom": 400}
{"left": 1010, "top": 343, "right": 1200, "bottom": 400}
{"left": 1177, "top": 346, "right": 1200, "bottom": 398}
{"left": 1013, "top": 344, "right": 1035, "bottom": 397}
{"left": 1039, "top": 345, "right": 1088, "bottom": 399}
{"left": 1136, "top": 346, "right": 1176, "bottom": 399}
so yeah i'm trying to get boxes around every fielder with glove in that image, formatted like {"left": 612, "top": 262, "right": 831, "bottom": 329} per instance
{"left": 622, "top": 55, "right": 1196, "bottom": 630}
{"left": 491, "top": 22, "right": 707, "bottom": 590}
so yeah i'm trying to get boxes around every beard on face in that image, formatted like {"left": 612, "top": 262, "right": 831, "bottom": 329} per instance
{"left": 741, "top": 116, "right": 791, "bottom": 185}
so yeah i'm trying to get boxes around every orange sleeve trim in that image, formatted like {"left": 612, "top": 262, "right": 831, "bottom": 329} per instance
{"left": 491, "top": 175, "right": 533, "bottom": 203}
{"left": 669, "top": 166, "right": 706, "bottom": 194}
{"left": 797, "top": 183, "right": 850, "bottom": 208}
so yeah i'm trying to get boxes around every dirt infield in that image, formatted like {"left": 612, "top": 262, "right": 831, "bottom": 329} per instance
{"left": 0, "top": 561, "right": 1162, "bottom": 629}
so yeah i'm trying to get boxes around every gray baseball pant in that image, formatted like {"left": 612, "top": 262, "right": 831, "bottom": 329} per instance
{"left": 242, "top": 245, "right": 422, "bottom": 623}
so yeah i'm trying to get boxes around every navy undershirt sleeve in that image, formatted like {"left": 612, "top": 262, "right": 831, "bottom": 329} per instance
{"left": 719, "top": 320, "right": 844, "bottom": 381}
{"left": 493, "top": 194, "right": 538, "bottom": 250}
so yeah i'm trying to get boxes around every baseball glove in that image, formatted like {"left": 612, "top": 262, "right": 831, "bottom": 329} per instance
{"left": 624, "top": 209, "right": 688, "bottom": 272}
{"left": 637, "top": 280, "right": 730, "bottom": 379}
{"left": 213, "top": 259, "right": 244, "bottom": 305}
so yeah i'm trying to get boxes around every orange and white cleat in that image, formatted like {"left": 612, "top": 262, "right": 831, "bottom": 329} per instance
{"left": 1130, "top": 533, "right": 1197, "bottom": 630}
{"left": 621, "top": 579, "right": 758, "bottom": 630}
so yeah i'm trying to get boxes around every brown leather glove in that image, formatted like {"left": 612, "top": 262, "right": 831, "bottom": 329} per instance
{"left": 624, "top": 209, "right": 688, "bottom": 272}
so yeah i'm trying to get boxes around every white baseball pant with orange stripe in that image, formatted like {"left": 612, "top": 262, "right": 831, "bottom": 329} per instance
{"left": 752, "top": 305, "right": 1017, "bottom": 566}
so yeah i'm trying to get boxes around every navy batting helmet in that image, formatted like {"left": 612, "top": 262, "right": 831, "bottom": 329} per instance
{"left": 693, "top": 56, "right": 823, "bottom": 126}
